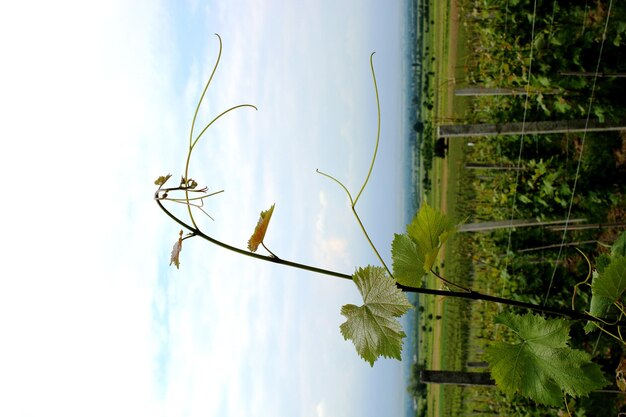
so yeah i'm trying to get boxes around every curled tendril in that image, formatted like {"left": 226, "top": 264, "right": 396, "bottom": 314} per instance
{"left": 571, "top": 247, "right": 593, "bottom": 310}
{"left": 182, "top": 34, "right": 257, "bottom": 230}
{"left": 315, "top": 53, "right": 391, "bottom": 276}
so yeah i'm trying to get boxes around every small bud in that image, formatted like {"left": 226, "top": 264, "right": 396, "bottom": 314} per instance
{"left": 154, "top": 174, "right": 172, "bottom": 186}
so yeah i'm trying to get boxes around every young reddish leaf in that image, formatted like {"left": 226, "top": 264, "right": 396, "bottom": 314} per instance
{"left": 247, "top": 204, "right": 275, "bottom": 252}
{"left": 170, "top": 230, "right": 183, "bottom": 269}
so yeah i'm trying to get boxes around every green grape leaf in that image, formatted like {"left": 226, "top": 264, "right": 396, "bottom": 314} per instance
{"left": 584, "top": 271, "right": 614, "bottom": 334}
{"left": 585, "top": 256, "right": 626, "bottom": 333}
{"left": 406, "top": 203, "right": 457, "bottom": 272}
{"left": 612, "top": 231, "right": 626, "bottom": 258}
{"left": 391, "top": 233, "right": 427, "bottom": 287}
{"left": 340, "top": 266, "right": 412, "bottom": 366}
{"left": 596, "top": 254, "right": 612, "bottom": 273}
{"left": 486, "top": 312, "right": 607, "bottom": 406}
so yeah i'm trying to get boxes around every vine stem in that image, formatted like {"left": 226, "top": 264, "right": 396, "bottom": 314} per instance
{"left": 315, "top": 168, "right": 392, "bottom": 277}
{"left": 155, "top": 191, "right": 625, "bottom": 327}
{"left": 430, "top": 269, "right": 471, "bottom": 293}
{"left": 314, "top": 53, "right": 392, "bottom": 277}
{"left": 184, "top": 34, "right": 224, "bottom": 230}
{"left": 353, "top": 52, "right": 380, "bottom": 206}
{"left": 184, "top": 102, "right": 257, "bottom": 229}
{"left": 181, "top": 34, "right": 257, "bottom": 230}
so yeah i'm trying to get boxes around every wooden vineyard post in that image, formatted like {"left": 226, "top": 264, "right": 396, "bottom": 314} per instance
{"left": 419, "top": 370, "right": 625, "bottom": 394}
{"left": 457, "top": 218, "right": 586, "bottom": 233}
{"left": 437, "top": 119, "right": 626, "bottom": 138}
{"left": 419, "top": 370, "right": 494, "bottom": 386}
{"left": 454, "top": 87, "right": 560, "bottom": 96}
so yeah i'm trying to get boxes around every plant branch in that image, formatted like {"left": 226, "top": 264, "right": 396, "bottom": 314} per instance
{"left": 430, "top": 269, "right": 471, "bottom": 293}
{"left": 156, "top": 193, "right": 352, "bottom": 279}
{"left": 155, "top": 191, "right": 625, "bottom": 327}
{"left": 184, "top": 102, "right": 257, "bottom": 229}
{"left": 165, "top": 189, "right": 224, "bottom": 202}
{"left": 314, "top": 54, "right": 393, "bottom": 276}
{"left": 189, "top": 33, "right": 222, "bottom": 149}
{"left": 315, "top": 169, "right": 354, "bottom": 205}
{"left": 316, "top": 169, "right": 392, "bottom": 276}
{"left": 191, "top": 104, "right": 258, "bottom": 150}
{"left": 181, "top": 34, "right": 257, "bottom": 230}
{"left": 184, "top": 34, "right": 222, "bottom": 230}
{"left": 351, "top": 207, "right": 392, "bottom": 276}
{"left": 261, "top": 242, "right": 279, "bottom": 259}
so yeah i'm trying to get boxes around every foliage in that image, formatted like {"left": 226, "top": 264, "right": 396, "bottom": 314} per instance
{"left": 405, "top": 202, "right": 457, "bottom": 272}
{"left": 391, "top": 203, "right": 458, "bottom": 289}
{"left": 407, "top": 361, "right": 428, "bottom": 399}
{"left": 343, "top": 202, "right": 456, "bottom": 364}
{"left": 421, "top": 130, "right": 433, "bottom": 169}
{"left": 391, "top": 233, "right": 426, "bottom": 287}
{"left": 461, "top": 0, "right": 626, "bottom": 122}
{"left": 444, "top": 1, "right": 626, "bottom": 413}
{"left": 434, "top": 138, "right": 447, "bottom": 158}
{"left": 578, "top": 134, "right": 623, "bottom": 191}
{"left": 486, "top": 312, "right": 607, "bottom": 406}
{"left": 339, "top": 266, "right": 412, "bottom": 366}
{"left": 585, "top": 239, "right": 626, "bottom": 333}
{"left": 613, "top": 232, "right": 626, "bottom": 258}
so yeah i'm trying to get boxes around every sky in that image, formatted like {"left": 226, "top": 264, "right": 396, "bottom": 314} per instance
{"left": 0, "top": 1, "right": 413, "bottom": 416}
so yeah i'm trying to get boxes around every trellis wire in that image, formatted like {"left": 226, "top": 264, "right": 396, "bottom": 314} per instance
{"left": 501, "top": 0, "right": 540, "bottom": 278}
{"left": 543, "top": 0, "right": 614, "bottom": 305}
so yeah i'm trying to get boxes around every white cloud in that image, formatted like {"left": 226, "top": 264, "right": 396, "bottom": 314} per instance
{"left": 315, "top": 401, "right": 328, "bottom": 417}
{"left": 0, "top": 1, "right": 188, "bottom": 416}
{"left": 313, "top": 191, "right": 350, "bottom": 269}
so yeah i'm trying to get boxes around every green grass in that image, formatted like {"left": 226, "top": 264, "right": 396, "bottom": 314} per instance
{"left": 423, "top": 0, "right": 451, "bottom": 413}
{"left": 413, "top": 0, "right": 467, "bottom": 414}
{"left": 426, "top": 0, "right": 474, "bottom": 415}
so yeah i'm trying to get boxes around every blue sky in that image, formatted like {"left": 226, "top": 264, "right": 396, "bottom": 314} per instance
{"left": 0, "top": 1, "right": 413, "bottom": 416}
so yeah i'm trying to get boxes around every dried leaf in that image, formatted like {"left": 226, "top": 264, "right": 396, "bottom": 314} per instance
{"left": 170, "top": 230, "right": 183, "bottom": 269}
{"left": 247, "top": 204, "right": 275, "bottom": 252}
